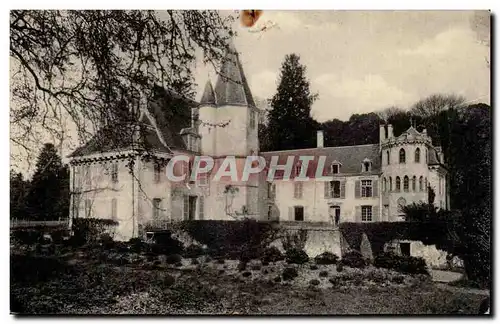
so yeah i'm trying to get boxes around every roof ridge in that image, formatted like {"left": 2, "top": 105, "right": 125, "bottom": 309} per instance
{"left": 261, "top": 143, "right": 378, "bottom": 154}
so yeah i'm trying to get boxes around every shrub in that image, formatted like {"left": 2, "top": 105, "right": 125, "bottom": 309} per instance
{"left": 251, "top": 264, "right": 262, "bottom": 271}
{"left": 153, "top": 231, "right": 184, "bottom": 255}
{"left": 329, "top": 277, "right": 341, "bottom": 287}
{"left": 183, "top": 244, "right": 205, "bottom": 258}
{"left": 393, "top": 275, "right": 405, "bottom": 284}
{"left": 237, "top": 261, "right": 247, "bottom": 272}
{"left": 177, "top": 219, "right": 279, "bottom": 259}
{"left": 242, "top": 271, "right": 252, "bottom": 277}
{"left": 99, "top": 233, "right": 114, "bottom": 249}
{"left": 285, "top": 248, "right": 309, "bottom": 264}
{"left": 336, "top": 263, "right": 344, "bottom": 272}
{"left": 262, "top": 261, "right": 270, "bottom": 266}
{"left": 191, "top": 258, "right": 199, "bottom": 265}
{"left": 341, "top": 251, "right": 366, "bottom": 268}
{"left": 274, "top": 275, "right": 282, "bottom": 283}
{"left": 261, "top": 246, "right": 285, "bottom": 264}
{"left": 163, "top": 274, "right": 176, "bottom": 287}
{"left": 309, "top": 279, "right": 320, "bottom": 286}
{"left": 128, "top": 238, "right": 144, "bottom": 253}
{"left": 165, "top": 254, "right": 182, "bottom": 265}
{"left": 72, "top": 218, "right": 118, "bottom": 244}
{"left": 282, "top": 267, "right": 298, "bottom": 281}
{"left": 216, "top": 258, "right": 225, "bottom": 264}
{"left": 374, "top": 252, "right": 429, "bottom": 275}
{"left": 12, "top": 230, "right": 43, "bottom": 246}
{"left": 314, "top": 251, "right": 339, "bottom": 265}
{"left": 175, "top": 262, "right": 183, "bottom": 267}
{"left": 310, "top": 264, "right": 318, "bottom": 270}
{"left": 319, "top": 270, "right": 329, "bottom": 278}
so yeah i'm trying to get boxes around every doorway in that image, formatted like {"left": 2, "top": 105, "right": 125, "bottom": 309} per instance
{"left": 294, "top": 206, "right": 304, "bottom": 221}
{"left": 329, "top": 205, "right": 341, "bottom": 226}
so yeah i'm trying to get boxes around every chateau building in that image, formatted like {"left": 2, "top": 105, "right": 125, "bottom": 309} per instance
{"left": 68, "top": 44, "right": 448, "bottom": 241}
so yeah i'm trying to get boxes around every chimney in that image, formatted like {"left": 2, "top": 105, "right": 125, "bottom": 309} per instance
{"left": 317, "top": 130, "right": 324, "bottom": 148}
{"left": 379, "top": 124, "right": 386, "bottom": 141}
{"left": 387, "top": 124, "right": 394, "bottom": 138}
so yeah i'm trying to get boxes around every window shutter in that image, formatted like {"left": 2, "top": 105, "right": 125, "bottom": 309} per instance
{"left": 324, "top": 181, "right": 330, "bottom": 198}
{"left": 199, "top": 196, "right": 204, "bottom": 220}
{"left": 372, "top": 205, "right": 379, "bottom": 222}
{"left": 288, "top": 206, "right": 294, "bottom": 221}
{"left": 183, "top": 196, "right": 189, "bottom": 220}
{"left": 373, "top": 180, "right": 379, "bottom": 197}
{"left": 340, "top": 181, "right": 346, "bottom": 199}
{"left": 355, "top": 180, "right": 361, "bottom": 198}
{"left": 355, "top": 206, "right": 361, "bottom": 222}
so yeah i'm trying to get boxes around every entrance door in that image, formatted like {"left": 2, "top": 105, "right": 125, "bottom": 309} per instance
{"left": 329, "top": 206, "right": 341, "bottom": 226}
{"left": 188, "top": 196, "right": 197, "bottom": 220}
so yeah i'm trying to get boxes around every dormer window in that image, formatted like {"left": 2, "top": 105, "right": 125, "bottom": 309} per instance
{"left": 331, "top": 162, "right": 341, "bottom": 174}
{"left": 362, "top": 158, "right": 372, "bottom": 172}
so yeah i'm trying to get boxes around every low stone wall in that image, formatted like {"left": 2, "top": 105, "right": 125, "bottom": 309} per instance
{"left": 270, "top": 222, "right": 342, "bottom": 258}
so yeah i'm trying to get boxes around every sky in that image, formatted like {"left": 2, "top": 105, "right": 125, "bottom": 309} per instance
{"left": 193, "top": 10, "right": 490, "bottom": 122}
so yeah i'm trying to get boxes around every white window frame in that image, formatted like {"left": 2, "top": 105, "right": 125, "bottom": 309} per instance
{"left": 361, "top": 180, "right": 373, "bottom": 198}
{"left": 361, "top": 205, "right": 373, "bottom": 222}
{"left": 330, "top": 180, "right": 341, "bottom": 198}
{"left": 153, "top": 198, "right": 162, "bottom": 220}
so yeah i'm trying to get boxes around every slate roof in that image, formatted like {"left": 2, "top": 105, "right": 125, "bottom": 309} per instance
{"left": 68, "top": 87, "right": 197, "bottom": 158}
{"left": 261, "top": 144, "right": 381, "bottom": 179}
{"left": 200, "top": 80, "right": 216, "bottom": 105}
{"left": 213, "top": 44, "right": 256, "bottom": 107}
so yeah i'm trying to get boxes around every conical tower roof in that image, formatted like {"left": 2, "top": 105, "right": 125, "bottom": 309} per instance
{"left": 213, "top": 42, "right": 256, "bottom": 107}
{"left": 200, "top": 80, "right": 216, "bottom": 105}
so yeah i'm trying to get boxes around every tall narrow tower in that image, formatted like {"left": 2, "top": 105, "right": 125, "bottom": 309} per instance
{"left": 198, "top": 43, "right": 260, "bottom": 219}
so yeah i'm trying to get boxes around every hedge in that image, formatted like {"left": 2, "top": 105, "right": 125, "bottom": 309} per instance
{"left": 72, "top": 218, "right": 118, "bottom": 244}
{"left": 339, "top": 221, "right": 453, "bottom": 256}
{"left": 175, "top": 219, "right": 279, "bottom": 259}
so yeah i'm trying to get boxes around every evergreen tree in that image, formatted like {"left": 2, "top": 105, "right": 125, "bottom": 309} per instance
{"left": 264, "top": 54, "right": 318, "bottom": 151}
{"left": 25, "top": 143, "right": 69, "bottom": 220}
{"left": 10, "top": 170, "right": 29, "bottom": 220}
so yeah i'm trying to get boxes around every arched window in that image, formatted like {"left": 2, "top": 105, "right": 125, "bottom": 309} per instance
{"left": 389, "top": 177, "right": 393, "bottom": 191}
{"left": 386, "top": 151, "right": 390, "bottom": 165}
{"left": 415, "top": 148, "right": 421, "bottom": 163}
{"left": 403, "top": 176, "right": 409, "bottom": 192}
{"left": 412, "top": 176, "right": 416, "bottom": 191}
{"left": 399, "top": 148, "right": 406, "bottom": 164}
{"left": 396, "top": 176, "right": 401, "bottom": 192}
{"left": 419, "top": 176, "right": 423, "bottom": 191}
{"left": 383, "top": 177, "right": 387, "bottom": 192}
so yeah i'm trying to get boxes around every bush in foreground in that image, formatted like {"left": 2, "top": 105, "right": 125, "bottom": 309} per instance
{"left": 314, "top": 251, "right": 339, "bottom": 265}
{"left": 286, "top": 248, "right": 309, "bottom": 264}
{"left": 374, "top": 252, "right": 429, "bottom": 275}
{"left": 261, "top": 246, "right": 285, "bottom": 264}
{"left": 341, "top": 251, "right": 366, "bottom": 268}
{"left": 282, "top": 267, "right": 299, "bottom": 281}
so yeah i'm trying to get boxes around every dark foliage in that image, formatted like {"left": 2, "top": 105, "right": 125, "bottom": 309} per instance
{"left": 374, "top": 252, "right": 429, "bottom": 275}
{"left": 285, "top": 248, "right": 309, "bottom": 264}
{"left": 336, "top": 263, "right": 344, "bottom": 272}
{"left": 72, "top": 218, "right": 118, "bottom": 244}
{"left": 165, "top": 254, "right": 182, "bottom": 265}
{"left": 183, "top": 244, "right": 206, "bottom": 258}
{"left": 177, "top": 219, "right": 278, "bottom": 259}
{"left": 310, "top": 264, "right": 318, "bottom": 270}
{"left": 282, "top": 267, "right": 298, "bottom": 281}
{"left": 261, "top": 246, "right": 285, "bottom": 264}
{"left": 319, "top": 271, "right": 329, "bottom": 278}
{"left": 314, "top": 251, "right": 339, "bottom": 265}
{"left": 309, "top": 279, "right": 320, "bottom": 286}
{"left": 150, "top": 231, "right": 184, "bottom": 255}
{"left": 341, "top": 251, "right": 366, "bottom": 269}
{"left": 11, "top": 230, "right": 43, "bottom": 245}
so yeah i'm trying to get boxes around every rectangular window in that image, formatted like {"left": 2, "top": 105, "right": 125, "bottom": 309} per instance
{"left": 84, "top": 199, "right": 92, "bottom": 217}
{"left": 84, "top": 165, "right": 92, "bottom": 186}
{"left": 361, "top": 180, "right": 373, "bottom": 197}
{"left": 361, "top": 206, "right": 372, "bottom": 222}
{"left": 294, "top": 182, "right": 303, "bottom": 199}
{"left": 154, "top": 163, "right": 161, "bottom": 183}
{"left": 153, "top": 198, "right": 161, "bottom": 220}
{"left": 331, "top": 164, "right": 339, "bottom": 174}
{"left": 267, "top": 205, "right": 272, "bottom": 220}
{"left": 111, "top": 163, "right": 118, "bottom": 183}
{"left": 198, "top": 196, "right": 204, "bottom": 220}
{"left": 111, "top": 198, "right": 117, "bottom": 221}
{"left": 250, "top": 110, "right": 256, "bottom": 129}
{"left": 198, "top": 172, "right": 208, "bottom": 187}
{"left": 294, "top": 206, "right": 304, "bottom": 221}
{"left": 330, "top": 181, "right": 341, "bottom": 198}
{"left": 268, "top": 182, "right": 275, "bottom": 199}
{"left": 183, "top": 195, "right": 189, "bottom": 220}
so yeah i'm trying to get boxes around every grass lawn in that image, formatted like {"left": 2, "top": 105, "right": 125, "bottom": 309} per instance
{"left": 10, "top": 244, "right": 486, "bottom": 315}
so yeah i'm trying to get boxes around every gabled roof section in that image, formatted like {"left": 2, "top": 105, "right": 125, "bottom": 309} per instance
{"left": 261, "top": 144, "right": 381, "bottom": 179}
{"left": 213, "top": 43, "right": 256, "bottom": 107}
{"left": 68, "top": 87, "right": 198, "bottom": 158}
{"left": 200, "top": 80, "right": 216, "bottom": 105}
